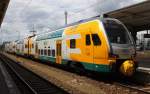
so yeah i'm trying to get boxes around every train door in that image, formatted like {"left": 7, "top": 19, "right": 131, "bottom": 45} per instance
{"left": 28, "top": 38, "right": 32, "bottom": 55}
{"left": 92, "top": 32, "right": 107, "bottom": 71}
{"left": 56, "top": 40, "right": 62, "bottom": 64}
{"left": 92, "top": 33, "right": 102, "bottom": 60}
{"left": 83, "top": 28, "right": 94, "bottom": 70}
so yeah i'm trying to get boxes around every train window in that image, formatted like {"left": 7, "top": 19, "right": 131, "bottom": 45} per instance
{"left": 38, "top": 49, "right": 40, "bottom": 55}
{"left": 86, "top": 34, "right": 91, "bottom": 45}
{"left": 44, "top": 49, "right": 47, "bottom": 55}
{"left": 70, "top": 39, "right": 76, "bottom": 48}
{"left": 48, "top": 49, "right": 51, "bottom": 56}
{"left": 32, "top": 44, "right": 34, "bottom": 48}
{"left": 91, "top": 34, "right": 101, "bottom": 45}
{"left": 103, "top": 20, "right": 131, "bottom": 44}
{"left": 41, "top": 49, "right": 43, "bottom": 55}
{"left": 25, "top": 44, "right": 27, "bottom": 48}
{"left": 35, "top": 44, "right": 38, "bottom": 53}
{"left": 52, "top": 49, "right": 55, "bottom": 57}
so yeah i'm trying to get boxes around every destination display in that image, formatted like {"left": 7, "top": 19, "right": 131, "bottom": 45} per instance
{"left": 144, "top": 34, "right": 150, "bottom": 38}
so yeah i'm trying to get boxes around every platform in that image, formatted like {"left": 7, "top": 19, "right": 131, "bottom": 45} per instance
{"left": 136, "top": 51, "right": 150, "bottom": 69}
{"left": 134, "top": 51, "right": 150, "bottom": 81}
{"left": 137, "top": 67, "right": 150, "bottom": 74}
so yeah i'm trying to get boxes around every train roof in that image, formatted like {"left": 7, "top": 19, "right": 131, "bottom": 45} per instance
{"left": 36, "top": 15, "right": 107, "bottom": 41}
{"left": 51, "top": 15, "right": 106, "bottom": 31}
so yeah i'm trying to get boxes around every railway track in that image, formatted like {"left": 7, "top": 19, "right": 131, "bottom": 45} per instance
{"left": 0, "top": 54, "right": 68, "bottom": 94}
{"left": 2, "top": 53, "right": 150, "bottom": 94}
{"left": 117, "top": 82, "right": 150, "bottom": 94}
{"left": 85, "top": 72, "right": 150, "bottom": 94}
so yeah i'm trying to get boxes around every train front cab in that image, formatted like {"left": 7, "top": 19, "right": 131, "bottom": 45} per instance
{"left": 64, "top": 18, "right": 137, "bottom": 76}
{"left": 102, "top": 18, "right": 137, "bottom": 76}
{"left": 23, "top": 36, "right": 36, "bottom": 58}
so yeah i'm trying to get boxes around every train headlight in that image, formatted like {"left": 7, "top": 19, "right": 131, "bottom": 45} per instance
{"left": 119, "top": 60, "right": 135, "bottom": 76}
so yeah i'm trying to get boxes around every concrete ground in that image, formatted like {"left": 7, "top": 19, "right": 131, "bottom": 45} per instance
{"left": 136, "top": 50, "right": 150, "bottom": 73}
{"left": 136, "top": 50, "right": 150, "bottom": 68}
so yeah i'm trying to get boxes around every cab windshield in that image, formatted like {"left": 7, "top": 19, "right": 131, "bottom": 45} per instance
{"left": 103, "top": 19, "right": 131, "bottom": 44}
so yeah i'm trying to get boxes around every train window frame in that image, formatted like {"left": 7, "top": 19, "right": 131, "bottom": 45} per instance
{"left": 35, "top": 43, "right": 38, "bottom": 53}
{"left": 44, "top": 49, "right": 47, "bottom": 55}
{"left": 41, "top": 49, "right": 43, "bottom": 55}
{"left": 48, "top": 49, "right": 51, "bottom": 56}
{"left": 91, "top": 34, "right": 101, "bottom": 46}
{"left": 25, "top": 44, "right": 27, "bottom": 48}
{"left": 38, "top": 49, "right": 40, "bottom": 55}
{"left": 52, "top": 49, "right": 55, "bottom": 57}
{"left": 32, "top": 44, "right": 34, "bottom": 48}
{"left": 70, "top": 39, "right": 76, "bottom": 48}
{"left": 86, "top": 34, "right": 91, "bottom": 45}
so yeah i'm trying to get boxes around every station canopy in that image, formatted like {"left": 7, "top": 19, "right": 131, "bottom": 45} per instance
{"left": 0, "top": 0, "right": 9, "bottom": 27}
{"left": 106, "top": 1, "right": 150, "bottom": 31}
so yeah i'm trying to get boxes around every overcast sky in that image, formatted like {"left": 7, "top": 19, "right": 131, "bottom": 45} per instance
{"left": 0, "top": 0, "right": 146, "bottom": 42}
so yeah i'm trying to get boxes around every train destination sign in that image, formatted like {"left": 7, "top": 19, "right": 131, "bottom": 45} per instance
{"left": 144, "top": 34, "right": 150, "bottom": 38}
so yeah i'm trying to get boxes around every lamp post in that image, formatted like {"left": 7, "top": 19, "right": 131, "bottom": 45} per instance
{"left": 65, "top": 11, "right": 68, "bottom": 25}
{"left": 1, "top": 29, "right": 3, "bottom": 44}
{"left": 16, "top": 31, "right": 20, "bottom": 40}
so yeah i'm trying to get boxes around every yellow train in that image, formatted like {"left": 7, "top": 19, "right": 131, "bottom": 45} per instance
{"left": 5, "top": 16, "right": 137, "bottom": 76}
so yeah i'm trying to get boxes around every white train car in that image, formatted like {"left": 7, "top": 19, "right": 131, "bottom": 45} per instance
{"left": 16, "top": 40, "right": 24, "bottom": 55}
{"left": 23, "top": 35, "right": 37, "bottom": 57}
{"left": 23, "top": 37, "right": 29, "bottom": 56}
{"left": 9, "top": 41, "right": 17, "bottom": 53}
{"left": 30, "top": 36, "right": 37, "bottom": 58}
{"left": 4, "top": 42, "right": 11, "bottom": 52}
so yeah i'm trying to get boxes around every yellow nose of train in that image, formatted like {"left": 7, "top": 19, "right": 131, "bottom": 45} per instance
{"left": 119, "top": 60, "right": 135, "bottom": 76}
